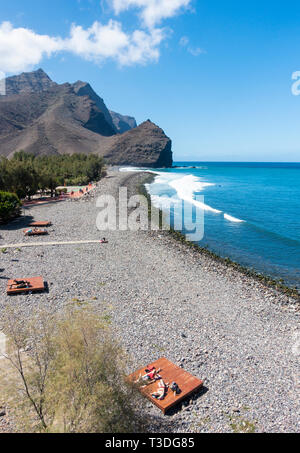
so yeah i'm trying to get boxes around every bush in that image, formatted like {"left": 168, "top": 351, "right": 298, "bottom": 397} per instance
{"left": 0, "top": 305, "right": 148, "bottom": 433}
{"left": 0, "top": 191, "right": 21, "bottom": 222}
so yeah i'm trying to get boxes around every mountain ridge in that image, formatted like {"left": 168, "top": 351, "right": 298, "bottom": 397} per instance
{"left": 0, "top": 69, "right": 173, "bottom": 167}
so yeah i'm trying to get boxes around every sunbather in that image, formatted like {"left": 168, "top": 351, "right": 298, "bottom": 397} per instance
{"left": 10, "top": 280, "right": 31, "bottom": 289}
{"left": 25, "top": 228, "right": 46, "bottom": 236}
{"left": 151, "top": 379, "right": 169, "bottom": 400}
{"left": 135, "top": 367, "right": 162, "bottom": 385}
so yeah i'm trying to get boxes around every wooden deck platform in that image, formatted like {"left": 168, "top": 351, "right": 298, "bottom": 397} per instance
{"left": 128, "top": 357, "right": 203, "bottom": 414}
{"left": 7, "top": 277, "right": 45, "bottom": 295}
{"left": 28, "top": 221, "right": 52, "bottom": 227}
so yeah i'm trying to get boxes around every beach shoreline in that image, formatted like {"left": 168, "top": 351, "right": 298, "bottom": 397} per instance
{"left": 0, "top": 169, "right": 299, "bottom": 433}
{"left": 137, "top": 173, "right": 299, "bottom": 301}
{"left": 138, "top": 163, "right": 300, "bottom": 293}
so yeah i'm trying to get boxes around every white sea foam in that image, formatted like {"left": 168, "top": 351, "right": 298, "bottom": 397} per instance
{"left": 150, "top": 194, "right": 181, "bottom": 209}
{"left": 121, "top": 167, "right": 245, "bottom": 222}
{"left": 168, "top": 175, "right": 222, "bottom": 214}
{"left": 119, "top": 167, "right": 145, "bottom": 172}
{"left": 224, "top": 213, "right": 245, "bottom": 223}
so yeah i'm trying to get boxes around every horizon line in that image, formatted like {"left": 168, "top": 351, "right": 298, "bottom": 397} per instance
{"left": 173, "top": 160, "right": 300, "bottom": 164}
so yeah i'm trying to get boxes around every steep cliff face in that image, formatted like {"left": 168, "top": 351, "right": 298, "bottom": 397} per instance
{"left": 109, "top": 111, "right": 137, "bottom": 134}
{"left": 0, "top": 69, "right": 173, "bottom": 167}
{"left": 72, "top": 81, "right": 116, "bottom": 135}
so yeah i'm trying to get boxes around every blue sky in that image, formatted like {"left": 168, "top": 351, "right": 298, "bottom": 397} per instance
{"left": 1, "top": 0, "right": 300, "bottom": 162}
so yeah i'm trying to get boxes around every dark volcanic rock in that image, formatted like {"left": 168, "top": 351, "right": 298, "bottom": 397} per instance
{"left": 5, "top": 68, "right": 56, "bottom": 96}
{"left": 0, "top": 70, "right": 173, "bottom": 167}
{"left": 73, "top": 81, "right": 116, "bottom": 135}
{"left": 109, "top": 110, "right": 137, "bottom": 134}
{"left": 100, "top": 120, "right": 173, "bottom": 168}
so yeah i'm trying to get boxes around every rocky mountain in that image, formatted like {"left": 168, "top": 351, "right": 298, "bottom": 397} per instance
{"left": 100, "top": 120, "right": 172, "bottom": 167}
{"left": 0, "top": 69, "right": 172, "bottom": 167}
{"left": 4, "top": 68, "right": 56, "bottom": 96}
{"left": 109, "top": 111, "right": 137, "bottom": 134}
{"left": 73, "top": 81, "right": 117, "bottom": 135}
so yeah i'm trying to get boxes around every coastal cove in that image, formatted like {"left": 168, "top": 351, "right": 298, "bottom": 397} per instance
{"left": 0, "top": 170, "right": 299, "bottom": 433}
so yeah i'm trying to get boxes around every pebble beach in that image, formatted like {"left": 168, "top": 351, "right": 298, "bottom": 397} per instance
{"left": 0, "top": 169, "right": 299, "bottom": 433}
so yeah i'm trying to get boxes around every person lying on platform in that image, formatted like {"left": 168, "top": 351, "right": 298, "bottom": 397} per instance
{"left": 151, "top": 379, "right": 169, "bottom": 400}
{"left": 10, "top": 280, "right": 31, "bottom": 289}
{"left": 25, "top": 228, "right": 46, "bottom": 236}
{"left": 135, "top": 367, "right": 162, "bottom": 386}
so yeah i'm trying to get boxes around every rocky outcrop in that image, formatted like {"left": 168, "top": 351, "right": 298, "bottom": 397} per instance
{"left": 0, "top": 70, "right": 173, "bottom": 167}
{"left": 109, "top": 111, "right": 137, "bottom": 134}
{"left": 100, "top": 120, "right": 172, "bottom": 168}
{"left": 4, "top": 68, "right": 56, "bottom": 96}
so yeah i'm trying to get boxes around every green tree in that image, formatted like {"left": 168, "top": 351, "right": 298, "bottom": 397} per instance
{"left": 0, "top": 152, "right": 105, "bottom": 200}
{"left": 39, "top": 172, "right": 60, "bottom": 197}
{"left": 9, "top": 162, "right": 39, "bottom": 200}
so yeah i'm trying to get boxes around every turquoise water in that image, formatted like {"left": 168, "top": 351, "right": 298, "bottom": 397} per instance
{"left": 146, "top": 162, "right": 300, "bottom": 290}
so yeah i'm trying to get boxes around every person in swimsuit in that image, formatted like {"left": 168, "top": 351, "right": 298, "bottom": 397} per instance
{"left": 10, "top": 280, "right": 30, "bottom": 289}
{"left": 151, "top": 379, "right": 169, "bottom": 400}
{"left": 135, "top": 367, "right": 161, "bottom": 385}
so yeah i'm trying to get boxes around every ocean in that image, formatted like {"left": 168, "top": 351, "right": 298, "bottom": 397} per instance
{"left": 142, "top": 162, "right": 300, "bottom": 290}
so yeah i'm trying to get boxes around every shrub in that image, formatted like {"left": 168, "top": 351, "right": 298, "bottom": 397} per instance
{"left": 0, "top": 191, "right": 21, "bottom": 222}
{"left": 0, "top": 305, "right": 148, "bottom": 433}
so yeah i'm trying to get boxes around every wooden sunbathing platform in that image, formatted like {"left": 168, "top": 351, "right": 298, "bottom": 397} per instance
{"left": 28, "top": 222, "right": 52, "bottom": 227}
{"left": 24, "top": 229, "right": 48, "bottom": 236}
{"left": 128, "top": 357, "right": 203, "bottom": 414}
{"left": 7, "top": 277, "right": 45, "bottom": 295}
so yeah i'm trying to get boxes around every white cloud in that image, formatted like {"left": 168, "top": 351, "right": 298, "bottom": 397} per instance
{"left": 0, "top": 1, "right": 193, "bottom": 74}
{"left": 66, "top": 20, "right": 130, "bottom": 60}
{"left": 112, "top": 0, "right": 192, "bottom": 28}
{"left": 0, "top": 20, "right": 165, "bottom": 73}
{"left": 65, "top": 20, "right": 165, "bottom": 65}
{"left": 0, "top": 22, "right": 63, "bottom": 73}
{"left": 118, "top": 28, "right": 166, "bottom": 65}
